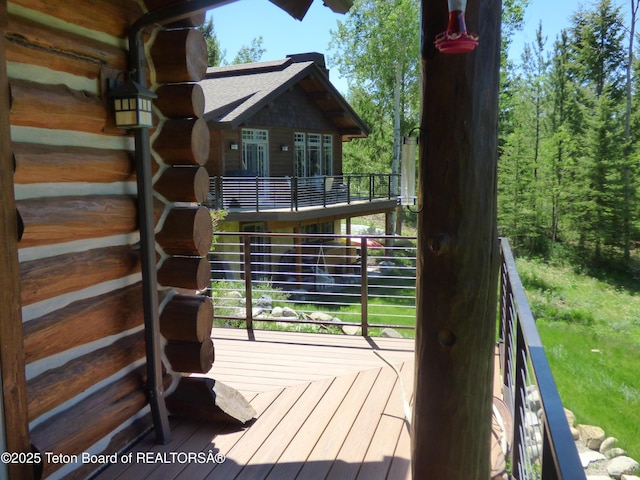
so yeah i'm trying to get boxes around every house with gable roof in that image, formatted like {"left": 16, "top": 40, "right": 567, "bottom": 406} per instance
{"left": 200, "top": 53, "right": 398, "bottom": 237}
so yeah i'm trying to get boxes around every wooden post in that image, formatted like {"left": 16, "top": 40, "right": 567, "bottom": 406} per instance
{"left": 412, "top": 1, "right": 502, "bottom": 478}
{"left": 0, "top": 3, "right": 33, "bottom": 477}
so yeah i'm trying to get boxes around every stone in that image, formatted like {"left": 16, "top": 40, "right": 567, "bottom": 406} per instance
{"left": 380, "top": 328, "right": 403, "bottom": 338}
{"left": 309, "top": 311, "right": 334, "bottom": 322}
{"left": 606, "top": 448, "right": 627, "bottom": 460}
{"left": 570, "top": 427, "right": 580, "bottom": 440}
{"left": 526, "top": 387, "right": 541, "bottom": 411}
{"left": 601, "top": 437, "right": 619, "bottom": 454}
{"left": 228, "top": 290, "right": 243, "bottom": 299}
{"left": 341, "top": 325, "right": 361, "bottom": 335}
{"left": 271, "top": 306, "right": 284, "bottom": 317}
{"left": 607, "top": 456, "right": 640, "bottom": 479}
{"left": 255, "top": 294, "right": 273, "bottom": 310}
{"left": 579, "top": 424, "right": 606, "bottom": 450}
{"left": 580, "top": 450, "right": 606, "bottom": 468}
{"left": 282, "top": 307, "right": 297, "bottom": 318}
{"left": 621, "top": 475, "right": 640, "bottom": 480}
{"left": 587, "top": 476, "right": 615, "bottom": 480}
{"left": 564, "top": 408, "right": 576, "bottom": 427}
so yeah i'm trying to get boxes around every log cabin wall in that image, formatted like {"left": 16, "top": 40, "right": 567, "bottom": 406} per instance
{"left": 5, "top": 1, "right": 213, "bottom": 478}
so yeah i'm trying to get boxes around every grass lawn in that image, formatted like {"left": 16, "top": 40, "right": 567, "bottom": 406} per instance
{"left": 516, "top": 257, "right": 640, "bottom": 460}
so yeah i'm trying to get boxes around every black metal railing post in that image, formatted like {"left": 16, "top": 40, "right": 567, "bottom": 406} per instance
{"left": 243, "top": 235, "right": 253, "bottom": 332}
{"left": 360, "top": 237, "right": 368, "bottom": 336}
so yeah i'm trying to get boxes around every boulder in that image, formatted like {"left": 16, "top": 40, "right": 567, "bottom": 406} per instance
{"left": 381, "top": 328, "right": 403, "bottom": 338}
{"left": 271, "top": 306, "right": 284, "bottom": 317}
{"left": 309, "top": 311, "right": 334, "bottom": 322}
{"left": 606, "top": 448, "right": 628, "bottom": 460}
{"left": 607, "top": 456, "right": 640, "bottom": 479}
{"left": 341, "top": 325, "right": 362, "bottom": 336}
{"left": 621, "top": 475, "right": 640, "bottom": 480}
{"left": 579, "top": 424, "right": 606, "bottom": 450}
{"left": 564, "top": 408, "right": 576, "bottom": 427}
{"left": 580, "top": 449, "right": 606, "bottom": 468}
{"left": 601, "top": 437, "right": 619, "bottom": 454}
{"left": 282, "top": 307, "right": 298, "bottom": 318}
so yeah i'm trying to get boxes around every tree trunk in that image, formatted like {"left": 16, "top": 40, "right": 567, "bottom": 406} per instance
{"left": 412, "top": 1, "right": 502, "bottom": 478}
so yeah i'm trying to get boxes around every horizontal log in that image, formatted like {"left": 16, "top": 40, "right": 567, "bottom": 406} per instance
{"left": 155, "top": 83, "right": 205, "bottom": 119}
{"left": 16, "top": 195, "right": 137, "bottom": 248}
{"left": 23, "top": 283, "right": 145, "bottom": 364}
{"left": 152, "top": 118, "right": 210, "bottom": 166}
{"left": 156, "top": 206, "right": 213, "bottom": 256}
{"left": 150, "top": 29, "right": 207, "bottom": 83}
{"left": 164, "top": 338, "right": 214, "bottom": 373}
{"left": 27, "top": 331, "right": 146, "bottom": 421}
{"left": 13, "top": 143, "right": 134, "bottom": 184}
{"left": 154, "top": 165, "right": 209, "bottom": 203}
{"left": 166, "top": 377, "right": 256, "bottom": 425}
{"left": 159, "top": 293, "right": 213, "bottom": 342}
{"left": 61, "top": 413, "right": 153, "bottom": 480}
{"left": 10, "top": 79, "right": 107, "bottom": 135}
{"left": 5, "top": 15, "right": 127, "bottom": 78}
{"left": 157, "top": 255, "right": 210, "bottom": 291}
{"left": 10, "top": 0, "right": 143, "bottom": 39}
{"left": 20, "top": 244, "right": 141, "bottom": 306}
{"left": 31, "top": 370, "right": 148, "bottom": 478}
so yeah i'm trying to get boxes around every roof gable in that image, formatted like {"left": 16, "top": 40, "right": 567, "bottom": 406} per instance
{"left": 200, "top": 55, "right": 368, "bottom": 141}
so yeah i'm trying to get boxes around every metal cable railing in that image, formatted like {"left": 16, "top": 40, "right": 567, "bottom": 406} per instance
{"left": 499, "top": 238, "right": 585, "bottom": 479}
{"left": 208, "top": 232, "right": 416, "bottom": 336}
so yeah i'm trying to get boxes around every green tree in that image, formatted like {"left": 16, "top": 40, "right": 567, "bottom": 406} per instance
{"left": 198, "top": 17, "right": 224, "bottom": 67}
{"left": 231, "top": 36, "right": 266, "bottom": 64}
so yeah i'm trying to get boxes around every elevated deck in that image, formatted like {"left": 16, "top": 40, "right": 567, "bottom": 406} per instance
{"left": 96, "top": 328, "right": 415, "bottom": 480}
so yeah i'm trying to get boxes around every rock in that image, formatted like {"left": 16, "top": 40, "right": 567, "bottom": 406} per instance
{"left": 601, "top": 437, "right": 619, "bottom": 454}
{"left": 621, "top": 475, "right": 640, "bottom": 480}
{"left": 255, "top": 294, "right": 273, "bottom": 310}
{"left": 587, "top": 476, "right": 614, "bottom": 480}
{"left": 228, "top": 290, "right": 243, "bottom": 300}
{"left": 607, "top": 456, "right": 640, "bottom": 479}
{"left": 341, "top": 325, "right": 361, "bottom": 335}
{"left": 526, "top": 386, "right": 541, "bottom": 411}
{"left": 580, "top": 450, "right": 607, "bottom": 468}
{"left": 571, "top": 427, "right": 580, "bottom": 440}
{"left": 271, "top": 306, "right": 284, "bottom": 317}
{"left": 579, "top": 424, "right": 606, "bottom": 450}
{"left": 606, "top": 448, "right": 627, "bottom": 460}
{"left": 309, "top": 311, "right": 334, "bottom": 322}
{"left": 565, "top": 408, "right": 576, "bottom": 427}
{"left": 381, "top": 328, "right": 403, "bottom": 338}
{"left": 282, "top": 307, "right": 298, "bottom": 318}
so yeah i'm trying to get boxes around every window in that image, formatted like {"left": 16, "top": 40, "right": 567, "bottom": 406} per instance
{"left": 294, "top": 132, "right": 333, "bottom": 177}
{"left": 242, "top": 129, "right": 269, "bottom": 176}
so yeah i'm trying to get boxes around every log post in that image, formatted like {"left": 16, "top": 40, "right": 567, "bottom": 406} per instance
{"left": 159, "top": 293, "right": 213, "bottom": 342}
{"left": 412, "top": 1, "right": 502, "bottom": 479}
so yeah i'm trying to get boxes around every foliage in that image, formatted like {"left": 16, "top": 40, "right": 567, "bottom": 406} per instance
{"left": 517, "top": 256, "right": 640, "bottom": 460}
{"left": 230, "top": 36, "right": 266, "bottom": 64}
{"left": 198, "top": 17, "right": 224, "bottom": 66}
{"left": 499, "top": 0, "right": 640, "bottom": 265}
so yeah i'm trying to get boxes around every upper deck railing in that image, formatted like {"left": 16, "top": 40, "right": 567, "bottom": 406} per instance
{"left": 499, "top": 238, "right": 586, "bottom": 479}
{"left": 205, "top": 174, "right": 399, "bottom": 212}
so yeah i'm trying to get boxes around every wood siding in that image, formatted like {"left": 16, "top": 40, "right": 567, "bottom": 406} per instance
{"left": 4, "top": 1, "right": 213, "bottom": 478}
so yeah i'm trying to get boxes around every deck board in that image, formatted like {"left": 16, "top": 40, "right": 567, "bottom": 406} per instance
{"left": 95, "top": 328, "right": 415, "bottom": 480}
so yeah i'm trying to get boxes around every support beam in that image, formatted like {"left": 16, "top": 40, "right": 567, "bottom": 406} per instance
{"left": 412, "top": 0, "right": 502, "bottom": 478}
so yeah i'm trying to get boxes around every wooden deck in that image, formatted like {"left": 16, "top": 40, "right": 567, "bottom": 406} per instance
{"left": 96, "top": 328, "right": 415, "bottom": 480}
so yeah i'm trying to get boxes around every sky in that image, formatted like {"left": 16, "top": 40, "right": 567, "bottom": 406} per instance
{"left": 209, "top": 0, "right": 632, "bottom": 93}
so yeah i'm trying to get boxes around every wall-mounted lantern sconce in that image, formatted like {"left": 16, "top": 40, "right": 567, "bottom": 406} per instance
{"left": 281, "top": 144, "right": 289, "bottom": 152}
{"left": 399, "top": 135, "right": 418, "bottom": 208}
{"left": 230, "top": 142, "right": 239, "bottom": 150}
{"left": 108, "top": 77, "right": 157, "bottom": 129}
{"left": 435, "top": 0, "right": 479, "bottom": 54}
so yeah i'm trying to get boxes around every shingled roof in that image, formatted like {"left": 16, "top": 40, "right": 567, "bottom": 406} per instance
{"left": 200, "top": 53, "right": 369, "bottom": 141}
